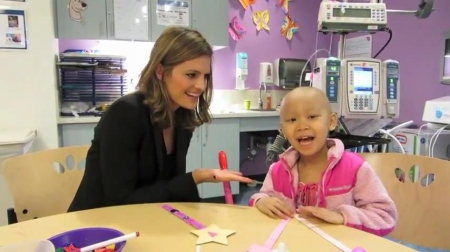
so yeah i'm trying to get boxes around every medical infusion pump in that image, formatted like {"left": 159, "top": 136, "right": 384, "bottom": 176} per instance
{"left": 318, "top": 0, "right": 388, "bottom": 33}
{"left": 312, "top": 57, "right": 400, "bottom": 120}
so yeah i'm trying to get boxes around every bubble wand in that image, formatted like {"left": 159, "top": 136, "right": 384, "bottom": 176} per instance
{"left": 218, "top": 151, "right": 234, "bottom": 204}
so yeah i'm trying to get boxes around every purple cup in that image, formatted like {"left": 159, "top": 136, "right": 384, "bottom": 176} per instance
{"left": 48, "top": 227, "right": 126, "bottom": 251}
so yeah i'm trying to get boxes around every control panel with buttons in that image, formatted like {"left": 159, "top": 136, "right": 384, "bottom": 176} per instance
{"left": 318, "top": 2, "right": 387, "bottom": 32}
{"left": 341, "top": 58, "right": 383, "bottom": 119}
{"left": 381, "top": 60, "right": 400, "bottom": 118}
{"left": 313, "top": 57, "right": 342, "bottom": 115}
{"left": 325, "top": 59, "right": 340, "bottom": 103}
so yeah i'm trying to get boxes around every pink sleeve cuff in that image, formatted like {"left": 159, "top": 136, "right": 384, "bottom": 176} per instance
{"left": 248, "top": 193, "right": 269, "bottom": 206}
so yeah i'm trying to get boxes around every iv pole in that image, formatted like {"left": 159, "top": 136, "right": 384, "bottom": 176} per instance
{"left": 331, "top": 0, "right": 434, "bottom": 134}
{"left": 334, "top": 0, "right": 434, "bottom": 60}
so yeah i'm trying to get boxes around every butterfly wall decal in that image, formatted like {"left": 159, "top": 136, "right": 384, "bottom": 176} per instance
{"left": 239, "top": 0, "right": 256, "bottom": 9}
{"left": 229, "top": 16, "right": 246, "bottom": 41}
{"left": 252, "top": 10, "right": 270, "bottom": 31}
{"left": 281, "top": 14, "right": 298, "bottom": 40}
{"left": 278, "top": 0, "right": 291, "bottom": 13}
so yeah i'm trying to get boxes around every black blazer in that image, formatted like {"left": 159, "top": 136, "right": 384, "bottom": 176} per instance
{"left": 68, "top": 92, "right": 200, "bottom": 212}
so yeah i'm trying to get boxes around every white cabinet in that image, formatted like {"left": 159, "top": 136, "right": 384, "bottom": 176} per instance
{"left": 185, "top": 119, "right": 241, "bottom": 199}
{"left": 200, "top": 119, "right": 240, "bottom": 198}
{"left": 59, "top": 124, "right": 96, "bottom": 147}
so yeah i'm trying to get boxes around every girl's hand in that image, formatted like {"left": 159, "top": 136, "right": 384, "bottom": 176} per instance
{"left": 255, "top": 197, "right": 295, "bottom": 219}
{"left": 297, "top": 206, "right": 345, "bottom": 225}
{"left": 192, "top": 169, "right": 253, "bottom": 184}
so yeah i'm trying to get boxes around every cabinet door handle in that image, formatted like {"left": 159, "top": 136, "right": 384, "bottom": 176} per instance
{"left": 110, "top": 21, "right": 114, "bottom": 38}
{"left": 99, "top": 21, "right": 104, "bottom": 36}
{"left": 205, "top": 126, "right": 208, "bottom": 141}
{"left": 196, "top": 128, "right": 199, "bottom": 141}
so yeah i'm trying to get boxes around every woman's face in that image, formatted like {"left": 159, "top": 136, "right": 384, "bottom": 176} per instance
{"left": 163, "top": 56, "right": 211, "bottom": 111}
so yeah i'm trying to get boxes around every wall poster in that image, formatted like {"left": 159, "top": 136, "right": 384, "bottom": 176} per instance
{"left": 0, "top": 9, "right": 27, "bottom": 50}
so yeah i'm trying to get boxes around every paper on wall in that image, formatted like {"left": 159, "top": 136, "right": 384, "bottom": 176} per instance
{"left": 156, "top": 0, "right": 190, "bottom": 27}
{"left": 342, "top": 35, "right": 372, "bottom": 58}
{"left": 113, "top": 0, "right": 149, "bottom": 41}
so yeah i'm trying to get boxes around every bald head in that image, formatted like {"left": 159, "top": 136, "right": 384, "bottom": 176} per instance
{"left": 279, "top": 87, "right": 338, "bottom": 154}
{"left": 280, "top": 87, "right": 332, "bottom": 118}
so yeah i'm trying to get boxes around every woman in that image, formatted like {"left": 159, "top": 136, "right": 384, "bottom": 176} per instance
{"left": 68, "top": 26, "right": 252, "bottom": 212}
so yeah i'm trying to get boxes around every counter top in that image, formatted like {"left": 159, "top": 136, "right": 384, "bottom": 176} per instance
{"left": 57, "top": 110, "right": 280, "bottom": 124}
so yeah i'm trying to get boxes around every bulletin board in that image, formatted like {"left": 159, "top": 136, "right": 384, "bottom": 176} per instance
{"left": 0, "top": 9, "right": 27, "bottom": 50}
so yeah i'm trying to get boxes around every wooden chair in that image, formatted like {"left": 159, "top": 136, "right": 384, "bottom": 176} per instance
{"left": 1, "top": 145, "right": 89, "bottom": 224}
{"left": 359, "top": 152, "right": 450, "bottom": 250}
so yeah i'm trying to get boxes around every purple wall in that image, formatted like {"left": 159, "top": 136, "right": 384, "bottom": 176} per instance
{"left": 215, "top": 0, "right": 326, "bottom": 89}
{"left": 338, "top": 0, "right": 450, "bottom": 123}
{"left": 242, "top": 0, "right": 450, "bottom": 175}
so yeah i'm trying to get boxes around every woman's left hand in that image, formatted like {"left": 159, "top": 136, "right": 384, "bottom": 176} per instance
{"left": 297, "top": 206, "right": 345, "bottom": 225}
{"left": 193, "top": 169, "right": 253, "bottom": 184}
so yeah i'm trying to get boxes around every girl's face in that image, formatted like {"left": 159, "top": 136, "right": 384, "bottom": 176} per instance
{"left": 280, "top": 93, "right": 337, "bottom": 158}
{"left": 157, "top": 56, "right": 211, "bottom": 111}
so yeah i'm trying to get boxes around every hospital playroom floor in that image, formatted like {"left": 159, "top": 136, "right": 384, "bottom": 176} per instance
{"left": 202, "top": 183, "right": 446, "bottom": 252}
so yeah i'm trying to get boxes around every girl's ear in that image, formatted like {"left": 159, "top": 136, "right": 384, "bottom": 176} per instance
{"left": 329, "top": 112, "right": 338, "bottom": 131}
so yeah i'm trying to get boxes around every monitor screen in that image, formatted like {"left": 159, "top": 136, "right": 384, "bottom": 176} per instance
{"left": 332, "top": 8, "right": 371, "bottom": 18}
{"left": 353, "top": 67, "right": 373, "bottom": 94}
{"left": 387, "top": 68, "right": 398, "bottom": 76}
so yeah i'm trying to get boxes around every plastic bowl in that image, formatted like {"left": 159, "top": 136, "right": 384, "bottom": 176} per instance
{"left": 48, "top": 227, "right": 126, "bottom": 251}
{"left": 0, "top": 240, "right": 55, "bottom": 252}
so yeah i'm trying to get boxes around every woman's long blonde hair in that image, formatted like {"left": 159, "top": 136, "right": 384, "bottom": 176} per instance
{"left": 138, "top": 26, "right": 213, "bottom": 130}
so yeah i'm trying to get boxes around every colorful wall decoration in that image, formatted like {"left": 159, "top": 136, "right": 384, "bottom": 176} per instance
{"left": 231, "top": 0, "right": 299, "bottom": 41}
{"left": 252, "top": 10, "right": 270, "bottom": 31}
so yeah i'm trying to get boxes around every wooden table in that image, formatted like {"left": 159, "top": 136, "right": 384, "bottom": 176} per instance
{"left": 0, "top": 203, "right": 415, "bottom": 251}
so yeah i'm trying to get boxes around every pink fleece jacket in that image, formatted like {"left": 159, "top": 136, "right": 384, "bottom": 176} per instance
{"left": 249, "top": 139, "right": 398, "bottom": 236}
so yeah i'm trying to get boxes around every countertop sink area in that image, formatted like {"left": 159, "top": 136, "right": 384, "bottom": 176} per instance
{"left": 248, "top": 108, "right": 279, "bottom": 112}
{"left": 58, "top": 108, "right": 281, "bottom": 124}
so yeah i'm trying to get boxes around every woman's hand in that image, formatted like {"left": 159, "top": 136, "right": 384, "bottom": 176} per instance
{"left": 192, "top": 169, "right": 253, "bottom": 184}
{"left": 297, "top": 206, "right": 345, "bottom": 225}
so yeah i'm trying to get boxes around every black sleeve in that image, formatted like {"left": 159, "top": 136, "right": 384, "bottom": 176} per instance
{"left": 97, "top": 99, "right": 200, "bottom": 206}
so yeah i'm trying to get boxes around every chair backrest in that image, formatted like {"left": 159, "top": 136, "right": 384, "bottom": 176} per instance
{"left": 1, "top": 145, "right": 89, "bottom": 222}
{"left": 359, "top": 152, "right": 450, "bottom": 250}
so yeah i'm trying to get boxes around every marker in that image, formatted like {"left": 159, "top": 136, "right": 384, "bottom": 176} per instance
{"left": 79, "top": 232, "right": 139, "bottom": 252}
{"left": 218, "top": 151, "right": 234, "bottom": 204}
{"left": 162, "top": 204, "right": 206, "bottom": 229}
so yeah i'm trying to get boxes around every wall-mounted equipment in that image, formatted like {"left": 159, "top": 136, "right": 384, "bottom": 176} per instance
{"left": 273, "top": 58, "right": 311, "bottom": 89}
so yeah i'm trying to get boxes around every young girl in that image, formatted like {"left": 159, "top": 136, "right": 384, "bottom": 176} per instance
{"left": 249, "top": 87, "right": 398, "bottom": 236}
